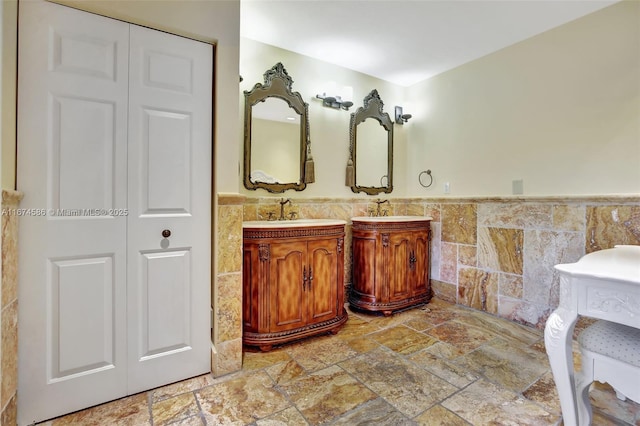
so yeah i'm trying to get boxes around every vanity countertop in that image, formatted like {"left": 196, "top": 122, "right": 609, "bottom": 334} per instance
{"left": 351, "top": 215, "right": 433, "bottom": 222}
{"left": 243, "top": 218, "right": 347, "bottom": 228}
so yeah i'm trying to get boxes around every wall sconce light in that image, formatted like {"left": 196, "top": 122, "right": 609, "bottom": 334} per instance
{"left": 395, "top": 106, "right": 412, "bottom": 124}
{"left": 316, "top": 93, "right": 354, "bottom": 111}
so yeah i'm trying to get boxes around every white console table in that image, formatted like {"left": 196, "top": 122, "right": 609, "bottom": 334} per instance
{"left": 544, "top": 245, "right": 640, "bottom": 425}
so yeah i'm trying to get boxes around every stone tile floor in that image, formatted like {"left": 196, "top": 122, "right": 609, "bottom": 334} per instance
{"left": 41, "top": 299, "right": 640, "bottom": 425}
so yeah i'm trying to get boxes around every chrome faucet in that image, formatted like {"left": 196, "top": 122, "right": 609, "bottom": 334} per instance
{"left": 374, "top": 199, "right": 390, "bottom": 217}
{"left": 278, "top": 198, "right": 291, "bottom": 220}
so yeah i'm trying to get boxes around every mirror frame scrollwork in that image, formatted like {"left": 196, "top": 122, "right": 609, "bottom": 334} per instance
{"left": 243, "top": 62, "right": 313, "bottom": 193}
{"left": 346, "top": 89, "right": 394, "bottom": 195}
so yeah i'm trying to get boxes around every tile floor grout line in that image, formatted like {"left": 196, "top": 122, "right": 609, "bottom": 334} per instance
{"left": 190, "top": 389, "right": 207, "bottom": 426}
{"left": 42, "top": 298, "right": 640, "bottom": 425}
{"left": 335, "top": 363, "right": 418, "bottom": 424}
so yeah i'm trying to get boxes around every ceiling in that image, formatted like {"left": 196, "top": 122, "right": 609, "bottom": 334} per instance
{"left": 241, "top": 0, "right": 619, "bottom": 87}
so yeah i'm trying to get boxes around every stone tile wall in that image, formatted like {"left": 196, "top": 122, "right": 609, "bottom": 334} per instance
{"left": 239, "top": 195, "right": 639, "bottom": 321}
{"left": 1, "top": 192, "right": 635, "bottom": 395}
{"left": 214, "top": 194, "right": 639, "bottom": 375}
{"left": 433, "top": 199, "right": 639, "bottom": 328}
{"left": 1, "top": 190, "right": 23, "bottom": 425}
{"left": 212, "top": 194, "right": 245, "bottom": 376}
{"left": 12, "top": 193, "right": 632, "bottom": 392}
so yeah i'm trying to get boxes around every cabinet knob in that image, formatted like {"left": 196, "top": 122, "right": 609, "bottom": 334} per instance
{"left": 162, "top": 229, "right": 172, "bottom": 238}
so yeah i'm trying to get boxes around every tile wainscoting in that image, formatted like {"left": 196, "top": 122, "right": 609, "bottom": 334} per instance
{"left": 217, "top": 194, "right": 639, "bottom": 377}
{"left": 2, "top": 192, "right": 636, "bottom": 400}
{"left": 213, "top": 194, "right": 245, "bottom": 376}
{"left": 1, "top": 190, "right": 23, "bottom": 425}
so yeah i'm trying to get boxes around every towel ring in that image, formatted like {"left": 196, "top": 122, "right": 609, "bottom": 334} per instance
{"left": 418, "top": 170, "right": 433, "bottom": 188}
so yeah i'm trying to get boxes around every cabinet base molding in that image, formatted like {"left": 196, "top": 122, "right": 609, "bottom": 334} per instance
{"left": 349, "top": 291, "right": 431, "bottom": 316}
{"left": 243, "top": 310, "right": 348, "bottom": 351}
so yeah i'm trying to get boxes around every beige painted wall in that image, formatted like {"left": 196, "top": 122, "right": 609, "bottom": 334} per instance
{"left": 406, "top": 0, "right": 640, "bottom": 196}
{"left": 8, "top": 1, "right": 636, "bottom": 198}
{"left": 6, "top": 0, "right": 241, "bottom": 194}
{"left": 241, "top": 1, "right": 639, "bottom": 199}
{"left": 1, "top": 0, "right": 17, "bottom": 189}
{"left": 240, "top": 38, "right": 408, "bottom": 199}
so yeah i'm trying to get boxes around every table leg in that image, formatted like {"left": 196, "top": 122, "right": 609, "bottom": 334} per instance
{"left": 545, "top": 307, "right": 579, "bottom": 425}
{"left": 575, "top": 350, "right": 594, "bottom": 425}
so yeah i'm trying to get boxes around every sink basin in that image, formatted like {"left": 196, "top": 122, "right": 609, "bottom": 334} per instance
{"left": 351, "top": 215, "right": 433, "bottom": 222}
{"left": 243, "top": 218, "right": 347, "bottom": 228}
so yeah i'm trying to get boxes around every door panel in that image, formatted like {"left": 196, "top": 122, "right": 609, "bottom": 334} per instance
{"left": 18, "top": 2, "right": 212, "bottom": 422}
{"left": 139, "top": 250, "right": 191, "bottom": 358}
{"left": 389, "top": 234, "right": 410, "bottom": 301}
{"left": 144, "top": 49, "right": 194, "bottom": 93}
{"left": 351, "top": 236, "right": 377, "bottom": 301}
{"left": 52, "top": 96, "right": 116, "bottom": 210}
{"left": 126, "top": 25, "right": 212, "bottom": 393}
{"left": 269, "top": 242, "right": 306, "bottom": 332}
{"left": 50, "top": 28, "right": 118, "bottom": 81}
{"left": 242, "top": 245, "right": 261, "bottom": 330}
{"left": 143, "top": 108, "right": 191, "bottom": 213}
{"left": 412, "top": 235, "right": 429, "bottom": 294}
{"left": 18, "top": 2, "right": 129, "bottom": 423}
{"left": 308, "top": 240, "right": 338, "bottom": 323}
{"left": 49, "top": 255, "right": 115, "bottom": 380}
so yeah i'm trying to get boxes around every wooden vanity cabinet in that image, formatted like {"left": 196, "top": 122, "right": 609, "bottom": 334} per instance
{"left": 350, "top": 218, "right": 432, "bottom": 315}
{"left": 242, "top": 223, "right": 348, "bottom": 351}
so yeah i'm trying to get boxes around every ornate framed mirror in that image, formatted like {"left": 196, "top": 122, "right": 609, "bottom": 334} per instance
{"left": 346, "top": 89, "right": 393, "bottom": 195}
{"left": 244, "top": 63, "right": 314, "bottom": 193}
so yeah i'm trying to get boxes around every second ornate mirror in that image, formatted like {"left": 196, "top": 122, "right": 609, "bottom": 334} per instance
{"left": 346, "top": 90, "right": 393, "bottom": 195}
{"left": 244, "top": 63, "right": 314, "bottom": 193}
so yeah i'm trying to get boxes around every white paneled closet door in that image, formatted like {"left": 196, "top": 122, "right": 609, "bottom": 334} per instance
{"left": 17, "top": 2, "right": 212, "bottom": 424}
{"left": 126, "top": 24, "right": 212, "bottom": 394}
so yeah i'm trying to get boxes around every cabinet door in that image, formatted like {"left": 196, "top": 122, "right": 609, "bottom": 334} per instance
{"left": 242, "top": 243, "right": 261, "bottom": 331}
{"left": 388, "top": 232, "right": 412, "bottom": 302}
{"left": 352, "top": 234, "right": 377, "bottom": 301}
{"left": 269, "top": 241, "right": 308, "bottom": 332}
{"left": 411, "top": 232, "right": 430, "bottom": 296}
{"left": 307, "top": 239, "right": 339, "bottom": 324}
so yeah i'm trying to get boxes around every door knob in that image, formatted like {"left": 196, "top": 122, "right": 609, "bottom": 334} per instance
{"left": 162, "top": 229, "right": 171, "bottom": 238}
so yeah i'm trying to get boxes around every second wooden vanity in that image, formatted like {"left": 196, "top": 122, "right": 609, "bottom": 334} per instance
{"left": 350, "top": 216, "right": 432, "bottom": 315}
{"left": 242, "top": 219, "right": 348, "bottom": 351}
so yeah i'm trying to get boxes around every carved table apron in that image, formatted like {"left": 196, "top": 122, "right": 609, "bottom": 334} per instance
{"left": 544, "top": 245, "right": 640, "bottom": 425}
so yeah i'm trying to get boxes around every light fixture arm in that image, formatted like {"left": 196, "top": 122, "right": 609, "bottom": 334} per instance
{"left": 394, "top": 105, "right": 412, "bottom": 124}
{"left": 316, "top": 93, "right": 353, "bottom": 111}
